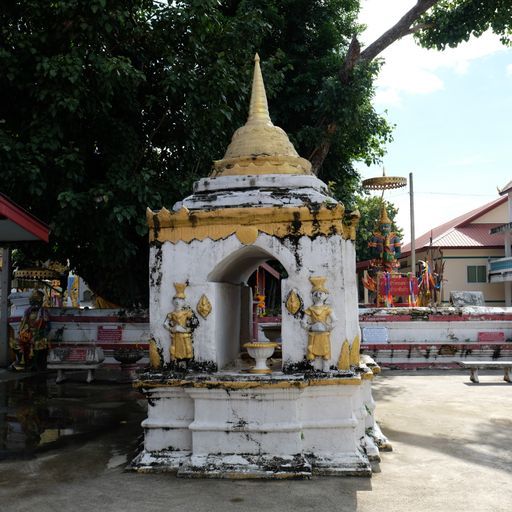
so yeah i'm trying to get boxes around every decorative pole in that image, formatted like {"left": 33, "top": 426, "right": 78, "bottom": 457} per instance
{"left": 409, "top": 172, "right": 416, "bottom": 276}
{"left": 362, "top": 169, "right": 408, "bottom": 306}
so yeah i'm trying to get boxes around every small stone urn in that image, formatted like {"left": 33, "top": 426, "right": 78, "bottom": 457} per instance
{"left": 113, "top": 348, "right": 145, "bottom": 381}
{"left": 243, "top": 342, "right": 277, "bottom": 374}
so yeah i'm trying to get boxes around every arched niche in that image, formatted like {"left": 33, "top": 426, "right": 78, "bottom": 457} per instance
{"left": 208, "top": 245, "right": 281, "bottom": 283}
{"left": 207, "top": 244, "right": 289, "bottom": 370}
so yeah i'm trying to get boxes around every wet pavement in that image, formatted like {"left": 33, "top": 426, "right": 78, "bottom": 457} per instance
{"left": 0, "top": 369, "right": 145, "bottom": 462}
{"left": 0, "top": 368, "right": 511, "bottom": 512}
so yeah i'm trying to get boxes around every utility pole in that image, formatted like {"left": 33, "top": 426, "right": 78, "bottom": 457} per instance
{"left": 409, "top": 172, "right": 416, "bottom": 276}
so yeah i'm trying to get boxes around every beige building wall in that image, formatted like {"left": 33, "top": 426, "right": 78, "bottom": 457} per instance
{"left": 441, "top": 248, "right": 504, "bottom": 305}
{"left": 473, "top": 202, "right": 507, "bottom": 223}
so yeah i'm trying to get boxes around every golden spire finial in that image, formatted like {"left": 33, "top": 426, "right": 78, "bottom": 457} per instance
{"left": 212, "top": 53, "right": 312, "bottom": 177}
{"left": 247, "top": 53, "right": 272, "bottom": 125}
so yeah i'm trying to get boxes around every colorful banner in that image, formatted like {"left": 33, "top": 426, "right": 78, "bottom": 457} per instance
{"left": 378, "top": 274, "right": 418, "bottom": 297}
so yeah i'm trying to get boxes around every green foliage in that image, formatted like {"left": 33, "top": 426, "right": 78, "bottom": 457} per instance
{"left": 1, "top": 0, "right": 391, "bottom": 305}
{"left": 353, "top": 195, "right": 402, "bottom": 262}
{"left": 418, "top": 0, "right": 512, "bottom": 50}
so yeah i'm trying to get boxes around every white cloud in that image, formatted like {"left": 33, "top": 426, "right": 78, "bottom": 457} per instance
{"left": 374, "top": 87, "right": 402, "bottom": 106}
{"left": 359, "top": 0, "right": 507, "bottom": 106}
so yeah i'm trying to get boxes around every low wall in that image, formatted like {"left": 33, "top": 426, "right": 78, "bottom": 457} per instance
{"left": 9, "top": 306, "right": 512, "bottom": 369}
{"left": 360, "top": 307, "right": 512, "bottom": 368}
{"left": 9, "top": 308, "right": 150, "bottom": 366}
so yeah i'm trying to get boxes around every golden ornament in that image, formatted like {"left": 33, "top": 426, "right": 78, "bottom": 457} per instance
{"left": 148, "top": 339, "right": 163, "bottom": 369}
{"left": 350, "top": 335, "right": 361, "bottom": 367}
{"left": 196, "top": 294, "right": 212, "bottom": 319}
{"left": 337, "top": 339, "right": 351, "bottom": 371}
{"left": 285, "top": 289, "right": 302, "bottom": 315}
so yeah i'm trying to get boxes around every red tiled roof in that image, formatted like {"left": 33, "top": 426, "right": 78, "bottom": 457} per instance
{"left": 0, "top": 193, "right": 49, "bottom": 243}
{"left": 402, "top": 196, "right": 507, "bottom": 253}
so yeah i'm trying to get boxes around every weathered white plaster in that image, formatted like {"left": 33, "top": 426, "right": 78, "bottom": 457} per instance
{"left": 193, "top": 174, "right": 329, "bottom": 193}
{"left": 299, "top": 386, "right": 360, "bottom": 454}
{"left": 141, "top": 387, "right": 193, "bottom": 452}
{"left": 134, "top": 377, "right": 372, "bottom": 476}
{"left": 174, "top": 174, "right": 336, "bottom": 211}
{"left": 149, "top": 231, "right": 359, "bottom": 370}
{"left": 213, "top": 283, "right": 241, "bottom": 368}
{"left": 187, "top": 387, "right": 303, "bottom": 456}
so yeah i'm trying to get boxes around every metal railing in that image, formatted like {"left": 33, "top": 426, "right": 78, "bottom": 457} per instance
{"left": 489, "top": 257, "right": 512, "bottom": 272}
{"left": 490, "top": 222, "right": 512, "bottom": 234}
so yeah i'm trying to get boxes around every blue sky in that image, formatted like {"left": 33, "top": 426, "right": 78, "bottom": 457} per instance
{"left": 357, "top": 0, "right": 512, "bottom": 243}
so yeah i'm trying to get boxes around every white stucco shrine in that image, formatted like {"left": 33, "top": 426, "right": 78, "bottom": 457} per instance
{"left": 132, "top": 55, "right": 389, "bottom": 478}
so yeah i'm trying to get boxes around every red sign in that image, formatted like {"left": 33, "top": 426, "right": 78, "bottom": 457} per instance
{"left": 477, "top": 331, "right": 505, "bottom": 343}
{"left": 378, "top": 274, "right": 418, "bottom": 297}
{"left": 64, "top": 348, "right": 88, "bottom": 362}
{"left": 97, "top": 326, "right": 123, "bottom": 342}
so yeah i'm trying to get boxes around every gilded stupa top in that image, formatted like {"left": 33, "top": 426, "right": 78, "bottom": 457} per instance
{"left": 212, "top": 54, "right": 312, "bottom": 177}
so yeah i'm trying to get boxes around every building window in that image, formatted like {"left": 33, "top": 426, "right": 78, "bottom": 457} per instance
{"left": 467, "top": 265, "right": 487, "bottom": 283}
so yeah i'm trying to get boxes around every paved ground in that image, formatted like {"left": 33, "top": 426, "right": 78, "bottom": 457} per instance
{"left": 0, "top": 368, "right": 511, "bottom": 511}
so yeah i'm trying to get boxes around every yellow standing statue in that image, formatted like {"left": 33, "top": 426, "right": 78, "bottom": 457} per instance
{"left": 164, "top": 283, "right": 199, "bottom": 362}
{"left": 301, "top": 277, "right": 336, "bottom": 372}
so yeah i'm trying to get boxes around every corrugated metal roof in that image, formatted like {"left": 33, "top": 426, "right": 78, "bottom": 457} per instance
{"left": 402, "top": 196, "right": 507, "bottom": 252}
{"left": 432, "top": 224, "right": 504, "bottom": 247}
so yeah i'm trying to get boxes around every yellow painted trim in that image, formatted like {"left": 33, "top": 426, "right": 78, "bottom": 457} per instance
{"left": 147, "top": 205, "right": 360, "bottom": 243}
{"left": 337, "top": 340, "right": 350, "bottom": 371}
{"left": 349, "top": 335, "right": 361, "bottom": 367}
{"left": 361, "top": 370, "right": 374, "bottom": 381}
{"left": 243, "top": 342, "right": 278, "bottom": 349}
{"left": 134, "top": 375, "right": 362, "bottom": 390}
{"left": 212, "top": 158, "right": 312, "bottom": 177}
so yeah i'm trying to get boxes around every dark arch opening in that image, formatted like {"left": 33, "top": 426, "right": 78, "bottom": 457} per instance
{"left": 207, "top": 246, "right": 288, "bottom": 370}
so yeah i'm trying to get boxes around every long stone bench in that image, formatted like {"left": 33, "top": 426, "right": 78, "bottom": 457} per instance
{"left": 459, "top": 361, "right": 512, "bottom": 383}
{"left": 47, "top": 346, "right": 105, "bottom": 383}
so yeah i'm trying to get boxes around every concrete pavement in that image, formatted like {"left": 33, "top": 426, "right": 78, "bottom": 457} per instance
{"left": 0, "top": 368, "right": 511, "bottom": 511}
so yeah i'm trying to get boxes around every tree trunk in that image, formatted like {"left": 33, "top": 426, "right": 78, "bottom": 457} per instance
{"left": 310, "top": 0, "right": 440, "bottom": 175}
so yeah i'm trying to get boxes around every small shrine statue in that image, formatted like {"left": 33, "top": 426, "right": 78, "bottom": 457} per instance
{"left": 15, "top": 290, "right": 50, "bottom": 371}
{"left": 164, "top": 283, "right": 199, "bottom": 364}
{"left": 368, "top": 206, "right": 401, "bottom": 273}
{"left": 301, "top": 277, "right": 336, "bottom": 372}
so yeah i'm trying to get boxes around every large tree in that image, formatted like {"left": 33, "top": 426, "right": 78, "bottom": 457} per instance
{"left": 0, "top": 0, "right": 390, "bottom": 305}
{"left": 2, "top": 0, "right": 510, "bottom": 306}
{"left": 310, "top": 0, "right": 512, "bottom": 173}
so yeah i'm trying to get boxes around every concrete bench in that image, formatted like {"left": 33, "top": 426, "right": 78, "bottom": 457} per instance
{"left": 459, "top": 361, "right": 512, "bottom": 383}
{"left": 47, "top": 346, "right": 105, "bottom": 383}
